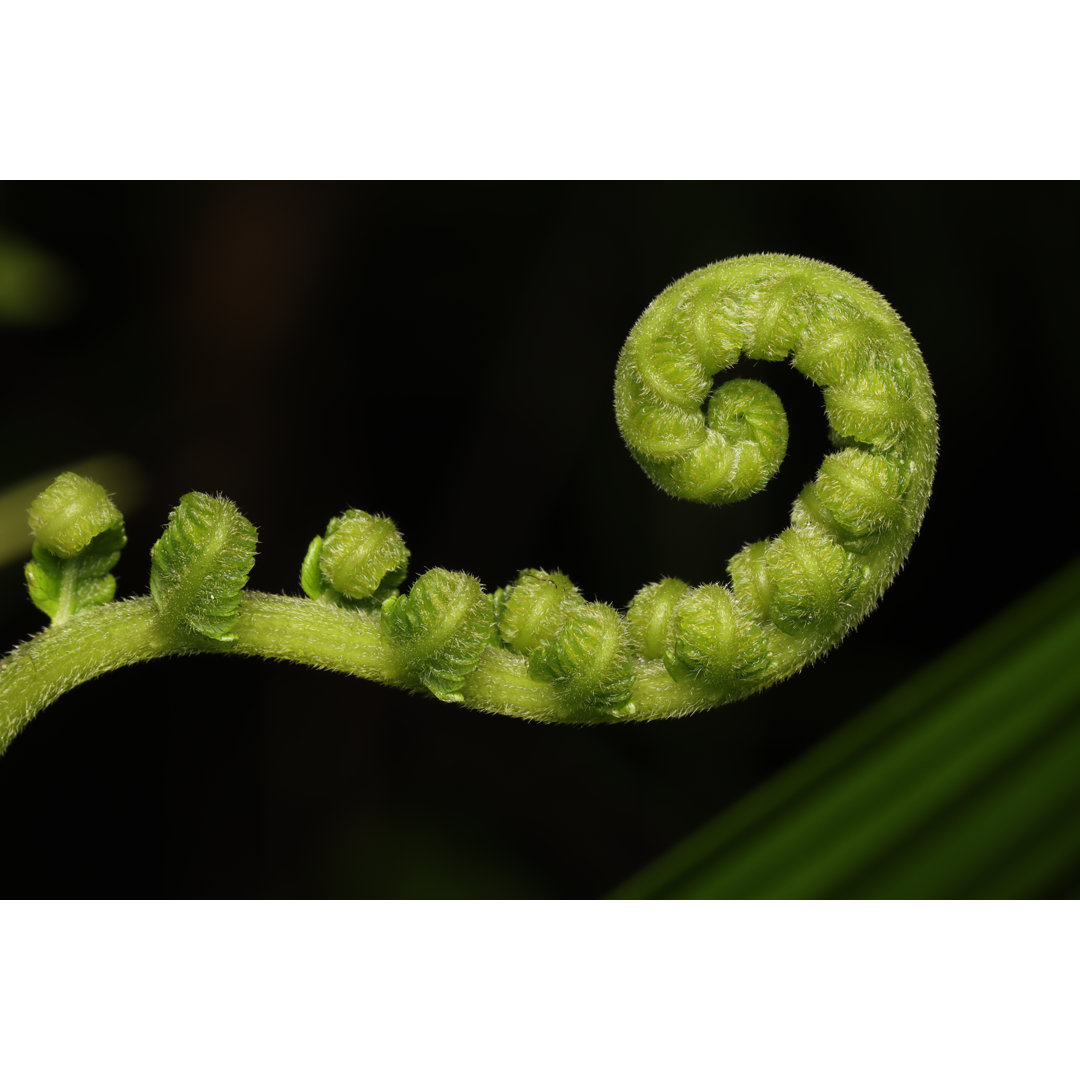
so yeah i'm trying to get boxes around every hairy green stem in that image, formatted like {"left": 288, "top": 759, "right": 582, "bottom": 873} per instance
{"left": 0, "top": 593, "right": 391, "bottom": 753}
{"left": 1, "top": 598, "right": 166, "bottom": 750}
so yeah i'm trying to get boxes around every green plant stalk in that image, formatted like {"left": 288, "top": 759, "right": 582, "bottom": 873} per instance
{"left": 0, "top": 594, "right": 385, "bottom": 752}
{"left": 0, "top": 590, "right": 746, "bottom": 754}
{"left": 1, "top": 599, "right": 161, "bottom": 750}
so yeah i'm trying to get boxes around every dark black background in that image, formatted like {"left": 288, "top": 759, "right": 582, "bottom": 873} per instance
{"left": 1, "top": 182, "right": 1076, "bottom": 897}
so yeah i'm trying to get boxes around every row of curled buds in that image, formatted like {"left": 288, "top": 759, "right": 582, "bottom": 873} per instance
{"left": 494, "top": 570, "right": 636, "bottom": 719}
{"left": 628, "top": 577, "right": 771, "bottom": 692}
{"left": 301, "top": 510, "right": 490, "bottom": 703}
{"left": 25, "top": 472, "right": 127, "bottom": 625}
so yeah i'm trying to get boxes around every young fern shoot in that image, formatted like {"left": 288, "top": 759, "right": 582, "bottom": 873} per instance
{"left": 0, "top": 255, "right": 937, "bottom": 753}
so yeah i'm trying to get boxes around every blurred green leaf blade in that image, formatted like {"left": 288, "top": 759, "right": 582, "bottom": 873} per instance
{"left": 613, "top": 557, "right": 1080, "bottom": 899}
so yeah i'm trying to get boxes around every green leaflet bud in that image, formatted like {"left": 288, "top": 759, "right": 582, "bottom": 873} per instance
{"left": 744, "top": 272, "right": 816, "bottom": 361}
{"left": 727, "top": 541, "right": 774, "bottom": 623}
{"left": 497, "top": 569, "right": 583, "bottom": 654}
{"left": 812, "top": 449, "right": 907, "bottom": 539}
{"left": 150, "top": 493, "right": 258, "bottom": 642}
{"left": 633, "top": 336, "right": 710, "bottom": 409}
{"left": 823, "top": 367, "right": 914, "bottom": 450}
{"left": 764, "top": 528, "right": 862, "bottom": 636}
{"left": 528, "top": 602, "right": 636, "bottom": 718}
{"left": 627, "top": 578, "right": 688, "bottom": 661}
{"left": 663, "top": 584, "right": 770, "bottom": 686}
{"left": 24, "top": 472, "right": 127, "bottom": 625}
{"left": 301, "top": 509, "right": 409, "bottom": 606}
{"left": 300, "top": 535, "right": 327, "bottom": 602}
{"left": 381, "top": 568, "right": 491, "bottom": 703}
{"left": 28, "top": 472, "right": 123, "bottom": 559}
{"left": 793, "top": 309, "right": 888, "bottom": 387}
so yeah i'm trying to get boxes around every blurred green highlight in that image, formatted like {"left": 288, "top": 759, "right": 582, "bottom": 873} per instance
{"left": 0, "top": 231, "right": 75, "bottom": 324}
{"left": 613, "top": 557, "right": 1080, "bottom": 899}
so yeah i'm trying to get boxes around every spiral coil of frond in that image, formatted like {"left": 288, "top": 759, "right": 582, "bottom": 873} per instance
{"left": 1, "top": 255, "right": 937, "bottom": 747}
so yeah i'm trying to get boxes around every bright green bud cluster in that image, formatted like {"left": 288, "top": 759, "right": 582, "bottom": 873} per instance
{"left": 24, "top": 472, "right": 127, "bottom": 625}
{"left": 495, "top": 569, "right": 635, "bottom": 719}
{"left": 301, "top": 509, "right": 409, "bottom": 607}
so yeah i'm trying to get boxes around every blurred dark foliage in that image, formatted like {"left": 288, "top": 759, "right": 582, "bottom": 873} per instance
{"left": 0, "top": 182, "right": 1076, "bottom": 897}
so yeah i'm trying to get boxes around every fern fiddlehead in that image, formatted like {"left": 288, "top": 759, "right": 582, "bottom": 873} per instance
{"left": 0, "top": 255, "right": 937, "bottom": 752}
